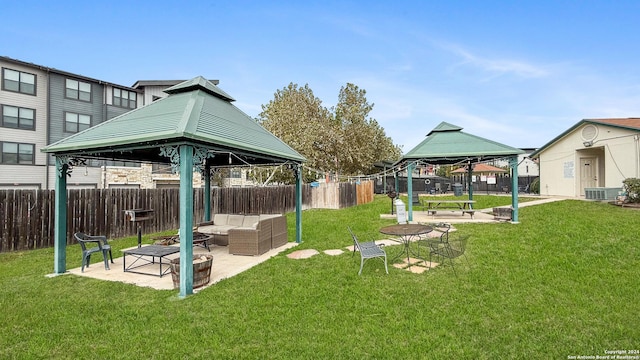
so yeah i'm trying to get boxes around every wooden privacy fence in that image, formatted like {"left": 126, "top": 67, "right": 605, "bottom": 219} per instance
{"left": 0, "top": 180, "right": 373, "bottom": 252}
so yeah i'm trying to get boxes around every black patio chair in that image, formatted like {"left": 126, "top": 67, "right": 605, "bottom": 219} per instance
{"left": 74, "top": 232, "right": 114, "bottom": 272}
{"left": 347, "top": 227, "right": 388, "bottom": 275}
{"left": 417, "top": 222, "right": 451, "bottom": 258}
{"left": 429, "top": 234, "right": 469, "bottom": 276}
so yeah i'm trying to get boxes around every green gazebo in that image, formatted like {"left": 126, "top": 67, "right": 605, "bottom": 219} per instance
{"left": 42, "top": 77, "right": 305, "bottom": 297}
{"left": 398, "top": 121, "right": 524, "bottom": 222}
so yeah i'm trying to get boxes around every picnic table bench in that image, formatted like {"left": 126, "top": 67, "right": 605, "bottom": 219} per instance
{"left": 423, "top": 200, "right": 476, "bottom": 219}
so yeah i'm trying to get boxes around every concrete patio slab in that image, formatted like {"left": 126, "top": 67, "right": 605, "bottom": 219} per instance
{"left": 381, "top": 197, "right": 566, "bottom": 224}
{"left": 68, "top": 241, "right": 298, "bottom": 291}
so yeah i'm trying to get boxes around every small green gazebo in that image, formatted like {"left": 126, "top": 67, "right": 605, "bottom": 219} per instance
{"left": 42, "top": 77, "right": 305, "bottom": 297}
{"left": 398, "top": 121, "right": 524, "bottom": 222}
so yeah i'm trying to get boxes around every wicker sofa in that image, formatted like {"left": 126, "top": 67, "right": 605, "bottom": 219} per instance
{"left": 197, "top": 214, "right": 288, "bottom": 256}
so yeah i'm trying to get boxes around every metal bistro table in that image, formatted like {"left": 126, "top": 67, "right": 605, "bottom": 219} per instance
{"left": 122, "top": 245, "right": 180, "bottom": 277}
{"left": 380, "top": 224, "right": 433, "bottom": 267}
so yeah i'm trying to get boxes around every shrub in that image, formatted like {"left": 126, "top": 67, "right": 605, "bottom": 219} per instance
{"left": 530, "top": 177, "right": 540, "bottom": 194}
{"left": 622, "top": 178, "right": 640, "bottom": 203}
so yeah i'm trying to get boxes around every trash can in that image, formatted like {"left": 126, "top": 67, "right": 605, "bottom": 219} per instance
{"left": 453, "top": 183, "right": 463, "bottom": 196}
{"left": 394, "top": 199, "right": 406, "bottom": 224}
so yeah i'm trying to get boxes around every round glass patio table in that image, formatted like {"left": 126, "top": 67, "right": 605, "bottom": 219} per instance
{"left": 379, "top": 224, "right": 433, "bottom": 267}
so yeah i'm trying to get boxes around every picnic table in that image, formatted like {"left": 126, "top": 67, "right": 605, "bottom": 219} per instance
{"left": 423, "top": 200, "right": 476, "bottom": 218}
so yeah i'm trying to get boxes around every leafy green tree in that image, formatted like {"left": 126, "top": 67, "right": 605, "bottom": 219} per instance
{"left": 258, "top": 83, "right": 333, "bottom": 183}
{"left": 258, "top": 82, "right": 401, "bottom": 184}
{"left": 333, "top": 83, "right": 402, "bottom": 175}
{"left": 436, "top": 165, "right": 451, "bottom": 178}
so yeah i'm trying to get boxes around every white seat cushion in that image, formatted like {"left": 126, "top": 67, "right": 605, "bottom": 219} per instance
{"left": 227, "top": 215, "right": 245, "bottom": 226}
{"left": 213, "top": 214, "right": 229, "bottom": 225}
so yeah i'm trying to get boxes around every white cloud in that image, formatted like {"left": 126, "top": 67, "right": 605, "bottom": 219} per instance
{"left": 438, "top": 42, "right": 550, "bottom": 79}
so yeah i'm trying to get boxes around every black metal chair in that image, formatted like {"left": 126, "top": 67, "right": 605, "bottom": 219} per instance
{"left": 74, "top": 232, "right": 114, "bottom": 272}
{"left": 417, "top": 222, "right": 451, "bottom": 258}
{"left": 429, "top": 234, "right": 469, "bottom": 276}
{"left": 347, "top": 227, "right": 388, "bottom": 275}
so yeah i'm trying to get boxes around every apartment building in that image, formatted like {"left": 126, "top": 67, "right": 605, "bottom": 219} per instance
{"left": 1, "top": 56, "right": 141, "bottom": 189}
{"left": 1, "top": 57, "right": 255, "bottom": 189}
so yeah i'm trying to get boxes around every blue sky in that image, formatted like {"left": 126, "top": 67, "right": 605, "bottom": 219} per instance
{"left": 3, "top": 1, "right": 640, "bottom": 151}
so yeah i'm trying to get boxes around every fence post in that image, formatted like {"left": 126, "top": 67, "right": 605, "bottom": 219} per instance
{"left": 295, "top": 164, "right": 302, "bottom": 243}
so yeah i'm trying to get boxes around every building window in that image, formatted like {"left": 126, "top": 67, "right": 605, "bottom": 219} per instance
{"left": 113, "top": 88, "right": 137, "bottom": 109}
{"left": 2, "top": 68, "right": 36, "bottom": 95}
{"left": 230, "top": 169, "right": 242, "bottom": 178}
{"left": 65, "top": 112, "right": 91, "bottom": 133}
{"left": 65, "top": 78, "right": 91, "bottom": 101}
{"left": 1, "top": 105, "right": 35, "bottom": 130}
{"left": 1, "top": 142, "right": 34, "bottom": 164}
{"left": 152, "top": 163, "right": 173, "bottom": 174}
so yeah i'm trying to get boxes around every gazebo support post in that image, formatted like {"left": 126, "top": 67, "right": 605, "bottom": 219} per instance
{"left": 467, "top": 162, "right": 474, "bottom": 201}
{"left": 407, "top": 162, "right": 414, "bottom": 222}
{"left": 179, "top": 144, "right": 194, "bottom": 297}
{"left": 383, "top": 164, "right": 387, "bottom": 194}
{"left": 394, "top": 171, "right": 399, "bottom": 196}
{"left": 295, "top": 164, "right": 302, "bottom": 243}
{"left": 510, "top": 156, "right": 520, "bottom": 223}
{"left": 53, "top": 157, "right": 68, "bottom": 274}
{"left": 204, "top": 163, "right": 211, "bottom": 222}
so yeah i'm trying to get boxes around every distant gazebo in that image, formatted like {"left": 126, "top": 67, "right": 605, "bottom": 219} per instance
{"left": 397, "top": 122, "right": 524, "bottom": 222}
{"left": 42, "top": 77, "right": 305, "bottom": 297}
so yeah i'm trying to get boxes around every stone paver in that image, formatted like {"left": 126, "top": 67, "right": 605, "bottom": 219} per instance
{"left": 324, "top": 249, "right": 344, "bottom": 256}
{"left": 287, "top": 249, "right": 320, "bottom": 259}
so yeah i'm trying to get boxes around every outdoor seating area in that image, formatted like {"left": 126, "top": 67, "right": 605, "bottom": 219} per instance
{"left": 197, "top": 214, "right": 288, "bottom": 256}
{"left": 69, "top": 240, "right": 298, "bottom": 290}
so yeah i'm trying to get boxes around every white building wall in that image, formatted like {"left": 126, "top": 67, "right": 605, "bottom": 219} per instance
{"left": 0, "top": 165, "right": 47, "bottom": 188}
{"left": 517, "top": 154, "right": 539, "bottom": 177}
{"left": 538, "top": 124, "right": 639, "bottom": 197}
{"left": 46, "top": 166, "right": 102, "bottom": 189}
{"left": 139, "top": 85, "right": 171, "bottom": 106}
{"left": 601, "top": 130, "right": 640, "bottom": 183}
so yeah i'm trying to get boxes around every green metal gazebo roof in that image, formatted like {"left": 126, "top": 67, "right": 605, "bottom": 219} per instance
{"left": 401, "top": 121, "right": 523, "bottom": 164}
{"left": 42, "top": 76, "right": 305, "bottom": 165}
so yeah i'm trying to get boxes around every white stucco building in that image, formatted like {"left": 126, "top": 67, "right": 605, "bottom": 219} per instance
{"left": 530, "top": 118, "right": 640, "bottom": 198}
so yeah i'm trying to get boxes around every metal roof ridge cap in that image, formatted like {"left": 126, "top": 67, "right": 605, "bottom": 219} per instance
{"left": 175, "top": 91, "right": 201, "bottom": 136}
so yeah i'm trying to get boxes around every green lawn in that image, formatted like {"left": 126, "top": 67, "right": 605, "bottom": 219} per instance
{"left": 0, "top": 195, "right": 637, "bottom": 359}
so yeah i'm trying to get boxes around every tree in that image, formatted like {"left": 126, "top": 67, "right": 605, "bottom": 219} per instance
{"left": 258, "top": 83, "right": 333, "bottom": 183}
{"left": 258, "top": 82, "right": 402, "bottom": 184}
{"left": 333, "top": 83, "right": 402, "bottom": 175}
